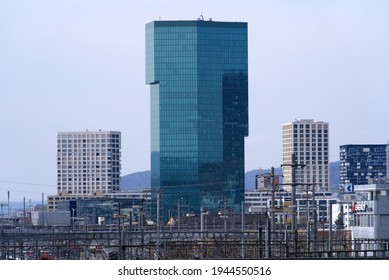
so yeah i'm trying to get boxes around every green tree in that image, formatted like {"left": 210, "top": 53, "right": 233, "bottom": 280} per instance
{"left": 334, "top": 213, "right": 345, "bottom": 230}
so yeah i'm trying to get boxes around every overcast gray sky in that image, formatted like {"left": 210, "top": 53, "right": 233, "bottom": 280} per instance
{"left": 1, "top": 0, "right": 388, "bottom": 201}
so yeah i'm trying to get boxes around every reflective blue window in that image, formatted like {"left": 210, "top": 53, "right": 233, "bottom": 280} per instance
{"left": 146, "top": 20, "right": 248, "bottom": 220}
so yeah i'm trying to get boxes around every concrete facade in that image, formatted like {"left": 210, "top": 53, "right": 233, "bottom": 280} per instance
{"left": 282, "top": 119, "right": 330, "bottom": 191}
{"left": 56, "top": 131, "right": 121, "bottom": 196}
{"left": 31, "top": 211, "right": 70, "bottom": 226}
{"left": 351, "top": 182, "right": 389, "bottom": 240}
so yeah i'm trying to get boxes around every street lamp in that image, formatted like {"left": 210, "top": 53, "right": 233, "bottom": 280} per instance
{"left": 200, "top": 207, "right": 208, "bottom": 238}
{"left": 218, "top": 210, "right": 228, "bottom": 233}
{"left": 177, "top": 197, "right": 183, "bottom": 232}
{"left": 168, "top": 210, "right": 175, "bottom": 232}
{"left": 71, "top": 208, "right": 75, "bottom": 232}
{"left": 241, "top": 201, "right": 245, "bottom": 259}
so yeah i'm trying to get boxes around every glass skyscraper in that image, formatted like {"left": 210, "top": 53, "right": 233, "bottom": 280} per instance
{"left": 146, "top": 20, "right": 248, "bottom": 220}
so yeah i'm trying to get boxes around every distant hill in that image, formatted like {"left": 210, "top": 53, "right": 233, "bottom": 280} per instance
{"left": 120, "top": 171, "right": 151, "bottom": 191}
{"left": 120, "top": 161, "right": 340, "bottom": 192}
{"left": 329, "top": 161, "right": 340, "bottom": 192}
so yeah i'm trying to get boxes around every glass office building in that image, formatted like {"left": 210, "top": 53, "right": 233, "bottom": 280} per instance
{"left": 340, "top": 144, "right": 387, "bottom": 186}
{"left": 146, "top": 20, "right": 248, "bottom": 220}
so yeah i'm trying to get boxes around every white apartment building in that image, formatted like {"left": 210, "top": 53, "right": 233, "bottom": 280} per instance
{"left": 282, "top": 119, "right": 330, "bottom": 192}
{"left": 56, "top": 131, "right": 121, "bottom": 196}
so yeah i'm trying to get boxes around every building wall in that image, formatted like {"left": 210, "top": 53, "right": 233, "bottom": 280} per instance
{"left": 54, "top": 196, "right": 149, "bottom": 226}
{"left": 56, "top": 131, "right": 121, "bottom": 196}
{"left": 245, "top": 190, "right": 335, "bottom": 224}
{"left": 282, "top": 119, "right": 330, "bottom": 191}
{"left": 31, "top": 211, "right": 70, "bottom": 226}
{"left": 339, "top": 144, "right": 386, "bottom": 186}
{"left": 146, "top": 20, "right": 248, "bottom": 217}
{"left": 352, "top": 183, "right": 389, "bottom": 240}
{"left": 245, "top": 190, "right": 280, "bottom": 209}
{"left": 296, "top": 192, "right": 336, "bottom": 224}
{"left": 48, "top": 192, "right": 105, "bottom": 212}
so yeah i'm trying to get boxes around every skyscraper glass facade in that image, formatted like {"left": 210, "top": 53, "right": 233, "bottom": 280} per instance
{"left": 146, "top": 20, "right": 248, "bottom": 220}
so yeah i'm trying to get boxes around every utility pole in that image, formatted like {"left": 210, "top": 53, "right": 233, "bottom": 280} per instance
{"left": 266, "top": 216, "right": 271, "bottom": 258}
{"left": 156, "top": 189, "right": 160, "bottom": 259}
{"left": 328, "top": 200, "right": 334, "bottom": 257}
{"left": 241, "top": 201, "right": 245, "bottom": 259}
{"left": 270, "top": 167, "right": 276, "bottom": 231}
{"left": 291, "top": 155, "right": 297, "bottom": 231}
{"left": 312, "top": 177, "right": 318, "bottom": 253}
{"left": 0, "top": 203, "right": 4, "bottom": 260}
{"left": 129, "top": 210, "right": 133, "bottom": 260}
{"left": 41, "top": 193, "right": 44, "bottom": 228}
{"left": 281, "top": 153, "right": 305, "bottom": 231}
{"left": 200, "top": 206, "right": 204, "bottom": 238}
{"left": 177, "top": 198, "right": 181, "bottom": 232}
{"left": 306, "top": 205, "right": 310, "bottom": 255}
{"left": 0, "top": 203, "right": 3, "bottom": 232}
{"left": 305, "top": 180, "right": 313, "bottom": 253}
{"left": 23, "top": 197, "right": 26, "bottom": 229}
{"left": 7, "top": 191, "right": 10, "bottom": 218}
{"left": 281, "top": 153, "right": 306, "bottom": 256}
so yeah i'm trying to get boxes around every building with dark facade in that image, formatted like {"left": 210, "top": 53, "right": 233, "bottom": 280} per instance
{"left": 54, "top": 192, "right": 151, "bottom": 226}
{"left": 340, "top": 144, "right": 387, "bottom": 187}
{"left": 145, "top": 20, "right": 248, "bottom": 220}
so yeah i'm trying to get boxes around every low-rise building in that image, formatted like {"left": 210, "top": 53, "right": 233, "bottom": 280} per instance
{"left": 351, "top": 180, "right": 389, "bottom": 240}
{"left": 245, "top": 188, "right": 336, "bottom": 227}
{"left": 350, "top": 179, "right": 389, "bottom": 255}
{"left": 31, "top": 211, "right": 70, "bottom": 226}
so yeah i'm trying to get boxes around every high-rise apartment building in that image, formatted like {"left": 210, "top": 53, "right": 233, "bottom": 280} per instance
{"left": 146, "top": 20, "right": 248, "bottom": 217}
{"left": 282, "top": 119, "right": 330, "bottom": 191}
{"left": 56, "top": 131, "right": 121, "bottom": 196}
{"left": 340, "top": 144, "right": 386, "bottom": 187}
